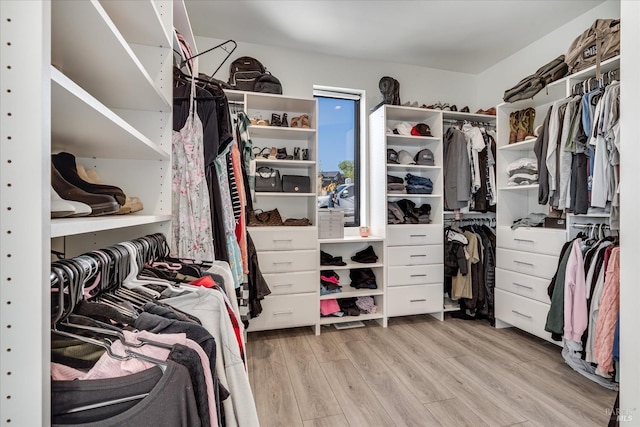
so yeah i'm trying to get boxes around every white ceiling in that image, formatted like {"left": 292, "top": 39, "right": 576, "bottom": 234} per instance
{"left": 185, "top": 0, "right": 604, "bottom": 74}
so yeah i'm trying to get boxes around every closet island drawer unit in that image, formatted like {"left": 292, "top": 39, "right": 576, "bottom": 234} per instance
{"left": 387, "top": 245, "right": 443, "bottom": 266}
{"left": 495, "top": 268, "right": 551, "bottom": 304}
{"left": 387, "top": 264, "right": 443, "bottom": 286}
{"left": 496, "top": 248, "right": 558, "bottom": 279}
{"left": 495, "top": 289, "right": 554, "bottom": 343}
{"left": 247, "top": 294, "right": 317, "bottom": 331}
{"left": 387, "top": 284, "right": 443, "bottom": 317}
{"left": 386, "top": 224, "right": 443, "bottom": 247}
{"left": 497, "top": 226, "right": 566, "bottom": 256}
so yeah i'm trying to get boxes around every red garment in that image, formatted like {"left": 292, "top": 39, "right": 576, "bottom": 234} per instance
{"left": 190, "top": 276, "right": 217, "bottom": 288}
{"left": 226, "top": 303, "right": 245, "bottom": 365}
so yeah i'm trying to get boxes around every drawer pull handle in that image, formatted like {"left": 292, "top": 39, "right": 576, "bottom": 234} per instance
{"left": 514, "top": 260, "right": 534, "bottom": 266}
{"left": 274, "top": 311, "right": 293, "bottom": 315}
{"left": 514, "top": 238, "right": 534, "bottom": 243}
{"left": 410, "top": 274, "right": 427, "bottom": 277}
{"left": 513, "top": 282, "right": 534, "bottom": 290}
{"left": 273, "top": 239, "right": 293, "bottom": 243}
{"left": 410, "top": 299, "right": 427, "bottom": 303}
{"left": 512, "top": 310, "right": 532, "bottom": 319}
{"left": 410, "top": 234, "right": 427, "bottom": 238}
{"left": 273, "top": 284, "right": 293, "bottom": 287}
{"left": 410, "top": 254, "right": 427, "bottom": 257}
{"left": 273, "top": 261, "right": 292, "bottom": 265}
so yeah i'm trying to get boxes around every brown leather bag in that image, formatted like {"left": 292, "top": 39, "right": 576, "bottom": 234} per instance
{"left": 283, "top": 217, "right": 311, "bottom": 226}
{"left": 565, "top": 19, "right": 620, "bottom": 74}
{"left": 248, "top": 209, "right": 283, "bottom": 226}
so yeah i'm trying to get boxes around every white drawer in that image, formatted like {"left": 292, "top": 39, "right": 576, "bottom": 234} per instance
{"left": 387, "top": 284, "right": 443, "bottom": 317}
{"left": 263, "top": 271, "right": 318, "bottom": 295}
{"left": 257, "top": 250, "right": 317, "bottom": 273}
{"left": 249, "top": 227, "right": 318, "bottom": 251}
{"left": 495, "top": 268, "right": 551, "bottom": 304}
{"left": 497, "top": 226, "right": 566, "bottom": 256}
{"left": 496, "top": 248, "right": 558, "bottom": 280}
{"left": 387, "top": 225, "right": 443, "bottom": 247}
{"left": 388, "top": 245, "right": 443, "bottom": 266}
{"left": 495, "top": 289, "right": 552, "bottom": 342}
{"left": 388, "top": 264, "right": 443, "bottom": 286}
{"left": 247, "top": 294, "right": 317, "bottom": 332}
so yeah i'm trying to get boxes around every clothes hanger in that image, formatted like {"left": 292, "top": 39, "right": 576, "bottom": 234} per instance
{"left": 120, "top": 241, "right": 187, "bottom": 296}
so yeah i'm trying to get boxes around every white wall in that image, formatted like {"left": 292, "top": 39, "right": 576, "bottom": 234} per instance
{"left": 195, "top": 36, "right": 479, "bottom": 112}
{"left": 476, "top": 0, "right": 620, "bottom": 107}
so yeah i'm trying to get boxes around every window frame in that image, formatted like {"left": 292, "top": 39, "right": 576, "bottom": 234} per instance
{"left": 313, "top": 86, "right": 367, "bottom": 229}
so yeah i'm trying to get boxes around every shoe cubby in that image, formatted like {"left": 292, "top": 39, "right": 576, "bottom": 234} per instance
{"left": 318, "top": 238, "right": 386, "bottom": 331}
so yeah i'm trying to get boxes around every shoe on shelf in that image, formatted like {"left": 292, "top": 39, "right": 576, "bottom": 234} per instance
{"left": 509, "top": 111, "right": 519, "bottom": 144}
{"left": 300, "top": 114, "right": 311, "bottom": 128}
{"left": 276, "top": 148, "right": 288, "bottom": 160}
{"left": 115, "top": 196, "right": 144, "bottom": 215}
{"left": 441, "top": 103, "right": 451, "bottom": 111}
{"left": 484, "top": 107, "right": 496, "bottom": 115}
{"left": 51, "top": 189, "right": 76, "bottom": 218}
{"left": 51, "top": 165, "right": 119, "bottom": 216}
{"left": 281, "top": 113, "right": 289, "bottom": 127}
{"left": 271, "top": 113, "right": 282, "bottom": 127}
{"left": 268, "top": 147, "right": 277, "bottom": 160}
{"left": 450, "top": 105, "right": 458, "bottom": 112}
{"left": 290, "top": 116, "right": 300, "bottom": 128}
{"left": 52, "top": 152, "right": 126, "bottom": 205}
{"left": 460, "top": 106, "right": 470, "bottom": 113}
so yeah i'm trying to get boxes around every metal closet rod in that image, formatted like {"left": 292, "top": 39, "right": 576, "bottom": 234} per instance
{"left": 572, "top": 223, "right": 610, "bottom": 229}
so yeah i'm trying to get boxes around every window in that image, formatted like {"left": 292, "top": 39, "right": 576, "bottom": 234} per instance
{"left": 314, "top": 88, "right": 363, "bottom": 227}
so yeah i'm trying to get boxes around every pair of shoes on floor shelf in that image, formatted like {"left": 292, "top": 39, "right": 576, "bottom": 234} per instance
{"left": 51, "top": 152, "right": 143, "bottom": 218}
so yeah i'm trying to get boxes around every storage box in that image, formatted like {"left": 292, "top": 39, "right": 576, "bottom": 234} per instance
{"left": 544, "top": 217, "right": 566, "bottom": 229}
{"left": 318, "top": 209, "right": 345, "bottom": 239}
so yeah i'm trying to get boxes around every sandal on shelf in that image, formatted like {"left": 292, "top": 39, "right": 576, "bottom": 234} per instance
{"left": 268, "top": 147, "right": 277, "bottom": 160}
{"left": 256, "top": 119, "right": 269, "bottom": 126}
{"left": 271, "top": 113, "right": 282, "bottom": 127}
{"left": 300, "top": 114, "right": 311, "bottom": 129}
{"left": 281, "top": 113, "right": 289, "bottom": 127}
{"left": 290, "top": 116, "right": 300, "bottom": 128}
{"left": 250, "top": 117, "right": 259, "bottom": 125}
{"left": 276, "top": 148, "right": 288, "bottom": 160}
{"left": 254, "top": 147, "right": 271, "bottom": 158}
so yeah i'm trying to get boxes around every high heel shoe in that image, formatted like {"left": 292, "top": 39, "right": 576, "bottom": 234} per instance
{"left": 281, "top": 113, "right": 289, "bottom": 127}
{"left": 271, "top": 113, "right": 282, "bottom": 127}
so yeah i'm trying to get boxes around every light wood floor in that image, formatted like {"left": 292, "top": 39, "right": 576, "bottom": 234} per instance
{"left": 247, "top": 315, "right": 617, "bottom": 427}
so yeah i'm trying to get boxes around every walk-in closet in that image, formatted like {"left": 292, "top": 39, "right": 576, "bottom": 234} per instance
{"left": 1, "top": 0, "right": 638, "bottom": 426}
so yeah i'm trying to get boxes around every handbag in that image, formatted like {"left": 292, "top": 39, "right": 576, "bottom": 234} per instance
{"left": 282, "top": 175, "right": 310, "bottom": 193}
{"left": 248, "top": 209, "right": 283, "bottom": 226}
{"left": 283, "top": 217, "right": 311, "bottom": 226}
{"left": 255, "top": 167, "right": 282, "bottom": 192}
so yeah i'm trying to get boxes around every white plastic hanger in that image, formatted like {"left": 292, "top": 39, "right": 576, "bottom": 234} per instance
{"left": 119, "top": 241, "right": 187, "bottom": 296}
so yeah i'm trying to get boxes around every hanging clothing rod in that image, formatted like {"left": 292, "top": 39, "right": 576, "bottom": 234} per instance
{"left": 572, "top": 223, "right": 610, "bottom": 229}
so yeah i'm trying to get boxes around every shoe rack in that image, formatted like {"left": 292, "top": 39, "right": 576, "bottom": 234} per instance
{"left": 494, "top": 56, "right": 620, "bottom": 344}
{"left": 1, "top": 1, "right": 174, "bottom": 424}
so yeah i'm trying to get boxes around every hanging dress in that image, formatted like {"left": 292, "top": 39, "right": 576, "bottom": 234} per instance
{"left": 171, "top": 77, "right": 215, "bottom": 262}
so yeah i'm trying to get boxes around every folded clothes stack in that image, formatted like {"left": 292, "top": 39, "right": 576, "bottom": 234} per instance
{"left": 320, "top": 270, "right": 342, "bottom": 296}
{"left": 388, "top": 200, "right": 431, "bottom": 224}
{"left": 349, "top": 268, "right": 377, "bottom": 289}
{"left": 507, "top": 157, "right": 538, "bottom": 186}
{"left": 405, "top": 173, "right": 433, "bottom": 194}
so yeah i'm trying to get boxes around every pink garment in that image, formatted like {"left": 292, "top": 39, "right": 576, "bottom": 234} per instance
{"left": 320, "top": 275, "right": 340, "bottom": 285}
{"left": 594, "top": 247, "right": 620, "bottom": 376}
{"left": 320, "top": 299, "right": 340, "bottom": 316}
{"left": 231, "top": 142, "right": 249, "bottom": 275}
{"left": 563, "top": 239, "right": 588, "bottom": 341}
{"left": 51, "top": 362, "right": 86, "bottom": 381}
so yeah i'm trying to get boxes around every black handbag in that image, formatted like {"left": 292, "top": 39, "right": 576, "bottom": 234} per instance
{"left": 255, "top": 167, "right": 282, "bottom": 192}
{"left": 282, "top": 175, "right": 310, "bottom": 193}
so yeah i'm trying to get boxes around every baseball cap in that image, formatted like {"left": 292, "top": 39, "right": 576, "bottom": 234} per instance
{"left": 393, "top": 122, "right": 413, "bottom": 135}
{"left": 414, "top": 149, "right": 435, "bottom": 166}
{"left": 387, "top": 148, "right": 399, "bottom": 164}
{"left": 411, "top": 123, "right": 432, "bottom": 137}
{"left": 397, "top": 150, "right": 416, "bottom": 165}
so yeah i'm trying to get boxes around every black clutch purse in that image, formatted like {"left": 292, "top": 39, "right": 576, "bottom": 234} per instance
{"left": 282, "top": 175, "right": 310, "bottom": 193}
{"left": 255, "top": 167, "right": 282, "bottom": 192}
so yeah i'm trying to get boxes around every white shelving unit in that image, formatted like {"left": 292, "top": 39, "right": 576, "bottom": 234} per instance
{"left": 370, "top": 105, "right": 446, "bottom": 321}
{"left": 0, "top": 1, "right": 173, "bottom": 424}
{"left": 494, "top": 56, "right": 619, "bottom": 344}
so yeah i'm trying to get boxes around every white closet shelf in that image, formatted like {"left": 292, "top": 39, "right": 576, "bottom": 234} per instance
{"left": 254, "top": 192, "right": 316, "bottom": 197}
{"left": 442, "top": 111, "right": 497, "bottom": 122}
{"left": 99, "top": 0, "right": 171, "bottom": 47}
{"left": 497, "top": 83, "right": 565, "bottom": 110}
{"left": 319, "top": 236, "right": 384, "bottom": 244}
{"left": 387, "top": 193, "right": 441, "bottom": 198}
{"left": 498, "top": 138, "right": 537, "bottom": 151}
{"left": 52, "top": 0, "right": 170, "bottom": 111}
{"left": 384, "top": 105, "right": 442, "bottom": 122}
{"left": 249, "top": 126, "right": 316, "bottom": 140}
{"left": 320, "top": 312, "right": 384, "bottom": 325}
{"left": 386, "top": 134, "right": 441, "bottom": 144}
{"left": 173, "top": 0, "right": 198, "bottom": 54}
{"left": 51, "top": 67, "right": 169, "bottom": 161}
{"left": 443, "top": 306, "right": 460, "bottom": 313}
{"left": 498, "top": 184, "right": 539, "bottom": 191}
{"left": 224, "top": 90, "right": 246, "bottom": 103}
{"left": 245, "top": 93, "right": 316, "bottom": 114}
{"left": 550, "top": 56, "right": 620, "bottom": 89}
{"left": 319, "top": 289, "right": 384, "bottom": 301}
{"left": 255, "top": 159, "right": 316, "bottom": 168}
{"left": 51, "top": 214, "right": 171, "bottom": 238}
{"left": 386, "top": 164, "right": 441, "bottom": 171}
{"left": 322, "top": 262, "right": 384, "bottom": 271}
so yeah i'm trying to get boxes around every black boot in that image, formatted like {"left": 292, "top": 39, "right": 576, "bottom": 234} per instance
{"left": 51, "top": 164, "right": 119, "bottom": 216}
{"left": 52, "top": 152, "right": 126, "bottom": 205}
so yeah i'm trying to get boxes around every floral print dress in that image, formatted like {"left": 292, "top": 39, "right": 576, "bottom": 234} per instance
{"left": 171, "top": 78, "right": 215, "bottom": 262}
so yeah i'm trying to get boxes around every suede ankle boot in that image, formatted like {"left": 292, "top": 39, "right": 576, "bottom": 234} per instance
{"left": 52, "top": 152, "right": 126, "bottom": 205}
{"left": 51, "top": 164, "right": 119, "bottom": 216}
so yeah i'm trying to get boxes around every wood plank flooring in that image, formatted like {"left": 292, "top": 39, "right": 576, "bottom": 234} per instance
{"left": 247, "top": 315, "right": 617, "bottom": 427}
